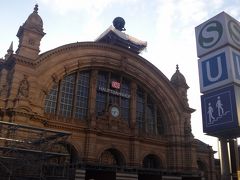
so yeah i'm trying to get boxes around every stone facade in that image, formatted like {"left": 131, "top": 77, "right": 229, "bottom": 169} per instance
{"left": 0, "top": 5, "right": 217, "bottom": 180}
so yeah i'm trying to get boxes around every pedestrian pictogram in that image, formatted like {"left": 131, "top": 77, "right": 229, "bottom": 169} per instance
{"left": 201, "top": 85, "right": 238, "bottom": 134}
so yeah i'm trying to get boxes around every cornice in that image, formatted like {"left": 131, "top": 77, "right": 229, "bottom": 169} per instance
{"left": 36, "top": 42, "right": 138, "bottom": 66}
{"left": 12, "top": 54, "right": 35, "bottom": 67}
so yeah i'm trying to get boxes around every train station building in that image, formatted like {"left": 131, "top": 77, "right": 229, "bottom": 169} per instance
{"left": 0, "top": 5, "right": 217, "bottom": 180}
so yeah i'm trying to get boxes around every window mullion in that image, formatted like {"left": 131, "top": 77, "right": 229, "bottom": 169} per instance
{"left": 56, "top": 79, "right": 62, "bottom": 116}
{"left": 144, "top": 93, "right": 147, "bottom": 134}
{"left": 72, "top": 72, "right": 78, "bottom": 119}
{"left": 106, "top": 72, "right": 111, "bottom": 108}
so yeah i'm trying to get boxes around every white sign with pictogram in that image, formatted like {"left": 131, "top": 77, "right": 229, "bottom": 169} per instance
{"left": 195, "top": 12, "right": 240, "bottom": 58}
{"left": 200, "top": 85, "right": 240, "bottom": 137}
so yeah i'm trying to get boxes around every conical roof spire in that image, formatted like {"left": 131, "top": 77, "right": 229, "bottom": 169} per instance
{"left": 7, "top": 41, "right": 13, "bottom": 54}
{"left": 34, "top": 4, "right": 38, "bottom": 13}
{"left": 4, "top": 41, "right": 13, "bottom": 60}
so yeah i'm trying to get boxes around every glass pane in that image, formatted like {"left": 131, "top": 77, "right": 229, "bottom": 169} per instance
{"left": 136, "top": 86, "right": 145, "bottom": 130}
{"left": 146, "top": 96, "right": 155, "bottom": 134}
{"left": 75, "top": 71, "right": 90, "bottom": 119}
{"left": 59, "top": 74, "right": 75, "bottom": 118}
{"left": 44, "top": 83, "right": 58, "bottom": 114}
{"left": 96, "top": 71, "right": 108, "bottom": 115}
{"left": 120, "top": 78, "right": 130, "bottom": 122}
{"left": 157, "top": 110, "right": 164, "bottom": 135}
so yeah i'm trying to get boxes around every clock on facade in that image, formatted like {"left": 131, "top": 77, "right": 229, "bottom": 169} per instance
{"left": 110, "top": 106, "right": 120, "bottom": 118}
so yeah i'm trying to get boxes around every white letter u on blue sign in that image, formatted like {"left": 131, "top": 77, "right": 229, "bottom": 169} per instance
{"left": 233, "top": 52, "right": 240, "bottom": 80}
{"left": 206, "top": 56, "right": 222, "bottom": 82}
{"left": 202, "top": 52, "right": 228, "bottom": 87}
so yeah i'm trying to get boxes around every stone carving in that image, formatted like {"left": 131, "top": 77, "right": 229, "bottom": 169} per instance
{"left": 17, "top": 75, "right": 29, "bottom": 98}
{"left": 0, "top": 84, "right": 8, "bottom": 97}
{"left": 51, "top": 73, "right": 58, "bottom": 83}
{"left": 184, "top": 120, "right": 192, "bottom": 136}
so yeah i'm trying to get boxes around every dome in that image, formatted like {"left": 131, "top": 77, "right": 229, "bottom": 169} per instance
{"left": 170, "top": 65, "right": 189, "bottom": 89}
{"left": 24, "top": 4, "right": 43, "bottom": 32}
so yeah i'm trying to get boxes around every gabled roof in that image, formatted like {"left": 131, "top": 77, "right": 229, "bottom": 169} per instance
{"left": 95, "top": 25, "right": 147, "bottom": 54}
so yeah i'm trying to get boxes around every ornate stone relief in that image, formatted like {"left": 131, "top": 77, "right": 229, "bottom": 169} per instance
{"left": 0, "top": 84, "right": 8, "bottom": 97}
{"left": 51, "top": 73, "right": 58, "bottom": 83}
{"left": 17, "top": 75, "right": 29, "bottom": 98}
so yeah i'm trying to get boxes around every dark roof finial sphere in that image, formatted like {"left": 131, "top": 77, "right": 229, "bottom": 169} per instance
{"left": 113, "top": 17, "right": 126, "bottom": 31}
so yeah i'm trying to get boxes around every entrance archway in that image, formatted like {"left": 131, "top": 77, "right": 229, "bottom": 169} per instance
{"left": 85, "top": 148, "right": 125, "bottom": 180}
{"left": 139, "top": 154, "right": 162, "bottom": 180}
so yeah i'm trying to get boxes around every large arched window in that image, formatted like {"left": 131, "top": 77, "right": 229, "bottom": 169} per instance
{"left": 44, "top": 69, "right": 164, "bottom": 135}
{"left": 96, "top": 71, "right": 131, "bottom": 122}
{"left": 136, "top": 86, "right": 164, "bottom": 135}
{"left": 44, "top": 70, "right": 90, "bottom": 119}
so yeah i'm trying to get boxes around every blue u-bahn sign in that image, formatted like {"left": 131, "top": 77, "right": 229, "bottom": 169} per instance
{"left": 201, "top": 85, "right": 240, "bottom": 137}
{"left": 201, "top": 52, "right": 228, "bottom": 87}
{"left": 198, "top": 46, "right": 240, "bottom": 93}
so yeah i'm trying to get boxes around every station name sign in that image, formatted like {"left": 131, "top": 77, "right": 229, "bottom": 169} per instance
{"left": 98, "top": 86, "right": 131, "bottom": 99}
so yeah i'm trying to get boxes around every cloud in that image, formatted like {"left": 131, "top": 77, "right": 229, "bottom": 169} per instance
{"left": 40, "top": 0, "right": 137, "bottom": 17}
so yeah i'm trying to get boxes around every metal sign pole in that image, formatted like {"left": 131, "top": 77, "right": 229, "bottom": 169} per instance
{"left": 218, "top": 138, "right": 231, "bottom": 180}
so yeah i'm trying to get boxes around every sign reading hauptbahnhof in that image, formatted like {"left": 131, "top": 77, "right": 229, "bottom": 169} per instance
{"left": 196, "top": 12, "right": 240, "bottom": 137}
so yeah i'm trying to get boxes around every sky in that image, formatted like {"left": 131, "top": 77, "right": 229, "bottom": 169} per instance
{"left": 1, "top": 0, "right": 240, "bottom": 157}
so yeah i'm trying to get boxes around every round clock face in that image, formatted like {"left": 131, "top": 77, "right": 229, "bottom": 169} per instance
{"left": 111, "top": 106, "right": 120, "bottom": 117}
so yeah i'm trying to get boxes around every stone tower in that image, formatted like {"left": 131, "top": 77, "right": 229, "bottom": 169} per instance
{"left": 16, "top": 4, "right": 45, "bottom": 59}
{"left": 170, "top": 64, "right": 189, "bottom": 107}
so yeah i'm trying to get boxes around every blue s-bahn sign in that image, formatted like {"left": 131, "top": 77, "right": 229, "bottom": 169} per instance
{"left": 195, "top": 12, "right": 240, "bottom": 58}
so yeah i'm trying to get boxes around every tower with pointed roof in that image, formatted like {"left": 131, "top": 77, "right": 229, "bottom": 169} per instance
{"left": 4, "top": 42, "right": 13, "bottom": 60}
{"left": 16, "top": 4, "right": 45, "bottom": 59}
{"left": 171, "top": 65, "right": 189, "bottom": 106}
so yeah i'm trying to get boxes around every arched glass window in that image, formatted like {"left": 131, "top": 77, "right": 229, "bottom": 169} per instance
{"left": 96, "top": 71, "right": 131, "bottom": 122}
{"left": 44, "top": 71, "right": 90, "bottom": 119}
{"left": 136, "top": 86, "right": 164, "bottom": 136}
{"left": 44, "top": 69, "right": 164, "bottom": 134}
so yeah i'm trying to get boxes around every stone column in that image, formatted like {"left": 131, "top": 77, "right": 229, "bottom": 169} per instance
{"left": 88, "top": 70, "right": 98, "bottom": 127}
{"left": 130, "top": 82, "right": 136, "bottom": 131}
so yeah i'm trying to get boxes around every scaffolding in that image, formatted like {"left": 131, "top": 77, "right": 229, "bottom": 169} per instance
{"left": 0, "top": 120, "right": 73, "bottom": 180}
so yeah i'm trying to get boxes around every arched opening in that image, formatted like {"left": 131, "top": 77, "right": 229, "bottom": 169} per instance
{"left": 47, "top": 142, "right": 80, "bottom": 164}
{"left": 197, "top": 160, "right": 208, "bottom": 180}
{"left": 143, "top": 154, "right": 161, "bottom": 169}
{"left": 99, "top": 148, "right": 125, "bottom": 167}
{"left": 139, "top": 154, "right": 162, "bottom": 180}
{"left": 44, "top": 142, "right": 80, "bottom": 178}
{"left": 85, "top": 148, "right": 125, "bottom": 180}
